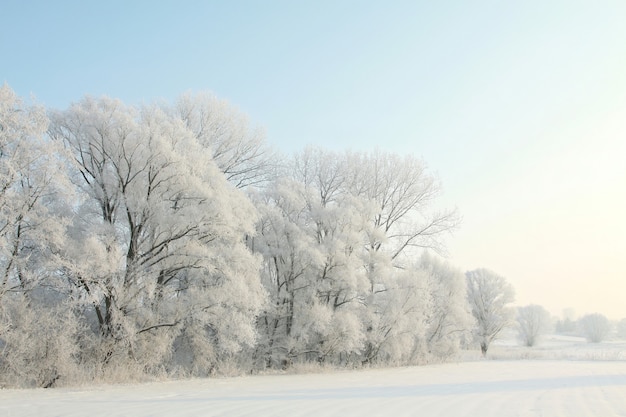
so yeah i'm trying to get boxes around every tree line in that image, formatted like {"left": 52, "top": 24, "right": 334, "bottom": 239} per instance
{"left": 1, "top": 84, "right": 610, "bottom": 388}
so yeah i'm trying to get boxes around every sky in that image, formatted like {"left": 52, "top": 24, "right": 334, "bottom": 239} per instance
{"left": 2, "top": 1, "right": 625, "bottom": 319}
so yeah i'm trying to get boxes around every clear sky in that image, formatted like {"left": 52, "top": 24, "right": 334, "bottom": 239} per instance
{"left": 3, "top": 1, "right": 625, "bottom": 319}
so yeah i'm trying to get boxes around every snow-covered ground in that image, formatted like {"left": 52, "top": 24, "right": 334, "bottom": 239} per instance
{"left": 2, "top": 359, "right": 626, "bottom": 417}
{"left": 466, "top": 333, "right": 626, "bottom": 361}
{"left": 2, "top": 335, "right": 626, "bottom": 417}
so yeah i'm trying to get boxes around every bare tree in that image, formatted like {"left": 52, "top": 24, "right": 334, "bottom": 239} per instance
{"left": 172, "top": 92, "right": 275, "bottom": 188}
{"left": 0, "top": 84, "right": 77, "bottom": 387}
{"left": 420, "top": 253, "right": 473, "bottom": 358}
{"left": 343, "top": 150, "right": 459, "bottom": 260}
{"left": 252, "top": 148, "right": 461, "bottom": 368}
{"left": 466, "top": 268, "right": 515, "bottom": 356}
{"left": 0, "top": 84, "right": 71, "bottom": 298}
{"left": 555, "top": 308, "right": 577, "bottom": 335}
{"left": 49, "top": 96, "right": 266, "bottom": 374}
{"left": 516, "top": 304, "right": 552, "bottom": 347}
{"left": 578, "top": 313, "right": 611, "bottom": 343}
{"left": 616, "top": 318, "right": 626, "bottom": 340}
{"left": 340, "top": 150, "right": 459, "bottom": 364}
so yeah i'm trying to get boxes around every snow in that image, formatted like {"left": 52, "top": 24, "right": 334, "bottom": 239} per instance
{"left": 464, "top": 334, "right": 626, "bottom": 361}
{"left": 2, "top": 360, "right": 626, "bottom": 417}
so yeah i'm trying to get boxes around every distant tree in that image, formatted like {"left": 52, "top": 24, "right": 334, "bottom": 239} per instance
{"left": 516, "top": 304, "right": 552, "bottom": 347}
{"left": 555, "top": 308, "right": 578, "bottom": 334}
{"left": 616, "top": 319, "right": 626, "bottom": 340}
{"left": 578, "top": 313, "right": 611, "bottom": 343}
{"left": 555, "top": 318, "right": 577, "bottom": 334}
{"left": 465, "top": 268, "right": 515, "bottom": 356}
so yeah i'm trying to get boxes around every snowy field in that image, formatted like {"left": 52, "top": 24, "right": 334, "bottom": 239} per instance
{"left": 466, "top": 334, "right": 626, "bottom": 361}
{"left": 2, "top": 358, "right": 626, "bottom": 417}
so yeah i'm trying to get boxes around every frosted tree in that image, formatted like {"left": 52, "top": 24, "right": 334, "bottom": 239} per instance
{"left": 250, "top": 178, "right": 324, "bottom": 367}
{"left": 172, "top": 92, "right": 275, "bottom": 188}
{"left": 0, "top": 85, "right": 71, "bottom": 297}
{"left": 0, "top": 84, "right": 77, "bottom": 387}
{"left": 0, "top": 298, "right": 80, "bottom": 388}
{"left": 360, "top": 266, "right": 430, "bottom": 364}
{"left": 305, "top": 193, "right": 372, "bottom": 364}
{"left": 617, "top": 318, "right": 626, "bottom": 340}
{"left": 49, "top": 96, "right": 265, "bottom": 375}
{"left": 466, "top": 268, "right": 515, "bottom": 356}
{"left": 343, "top": 150, "right": 458, "bottom": 261}
{"left": 252, "top": 148, "right": 459, "bottom": 368}
{"left": 516, "top": 304, "right": 552, "bottom": 347}
{"left": 343, "top": 150, "right": 459, "bottom": 364}
{"left": 289, "top": 148, "right": 372, "bottom": 363}
{"left": 578, "top": 313, "right": 611, "bottom": 343}
{"left": 1, "top": 85, "right": 469, "bottom": 383}
{"left": 555, "top": 308, "right": 577, "bottom": 335}
{"left": 251, "top": 148, "right": 387, "bottom": 368}
{"left": 358, "top": 255, "right": 472, "bottom": 365}
{"left": 250, "top": 175, "right": 370, "bottom": 368}
{"left": 419, "top": 253, "right": 473, "bottom": 359}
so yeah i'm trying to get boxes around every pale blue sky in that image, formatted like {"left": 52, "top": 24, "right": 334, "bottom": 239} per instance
{"left": 3, "top": 1, "right": 626, "bottom": 318}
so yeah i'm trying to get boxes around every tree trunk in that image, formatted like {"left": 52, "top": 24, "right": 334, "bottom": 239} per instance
{"left": 480, "top": 341, "right": 488, "bottom": 356}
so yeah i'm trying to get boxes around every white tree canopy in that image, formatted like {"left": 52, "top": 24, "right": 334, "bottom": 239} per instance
{"left": 48, "top": 95, "right": 266, "bottom": 374}
{"left": 466, "top": 268, "right": 515, "bottom": 356}
{"left": 1, "top": 84, "right": 476, "bottom": 386}
{"left": 172, "top": 92, "right": 275, "bottom": 188}
{"left": 1, "top": 84, "right": 72, "bottom": 296}
{"left": 0, "top": 84, "right": 76, "bottom": 388}
{"left": 578, "top": 313, "right": 611, "bottom": 343}
{"left": 516, "top": 304, "right": 552, "bottom": 347}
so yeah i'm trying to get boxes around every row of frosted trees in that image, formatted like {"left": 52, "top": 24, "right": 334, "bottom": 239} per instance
{"left": 249, "top": 149, "right": 470, "bottom": 369}
{"left": 1, "top": 85, "right": 473, "bottom": 387}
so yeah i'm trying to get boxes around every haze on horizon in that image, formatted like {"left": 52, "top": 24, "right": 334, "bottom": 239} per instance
{"left": 2, "top": 1, "right": 625, "bottom": 319}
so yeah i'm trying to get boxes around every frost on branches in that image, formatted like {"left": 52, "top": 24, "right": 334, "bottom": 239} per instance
{"left": 250, "top": 148, "right": 467, "bottom": 368}
{"left": 1, "top": 85, "right": 476, "bottom": 387}
{"left": 0, "top": 85, "right": 76, "bottom": 388}
{"left": 466, "top": 268, "right": 515, "bottom": 356}
{"left": 48, "top": 96, "right": 266, "bottom": 376}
